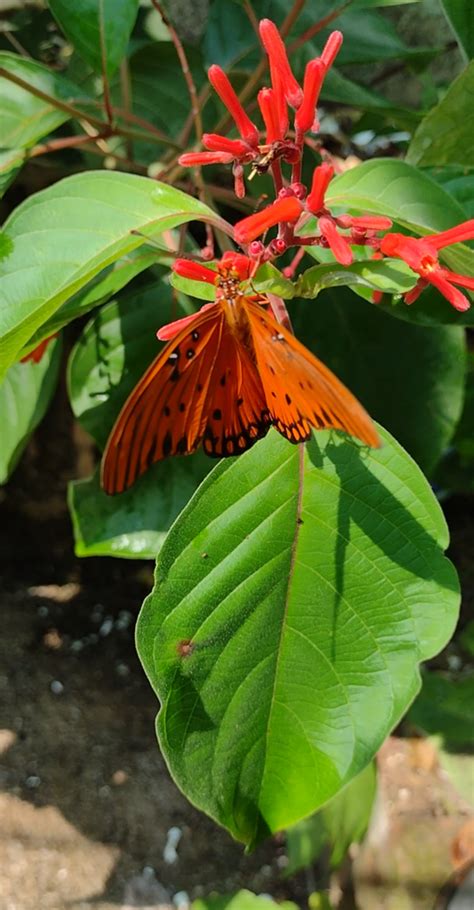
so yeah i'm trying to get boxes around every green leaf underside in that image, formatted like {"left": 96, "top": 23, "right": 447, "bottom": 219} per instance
{"left": 0, "top": 171, "right": 226, "bottom": 380}
{"left": 48, "top": 0, "right": 140, "bottom": 78}
{"left": 0, "top": 337, "right": 62, "bottom": 484}
{"left": 137, "top": 428, "right": 459, "bottom": 846}
{"left": 407, "top": 671, "right": 474, "bottom": 750}
{"left": 407, "top": 62, "right": 474, "bottom": 168}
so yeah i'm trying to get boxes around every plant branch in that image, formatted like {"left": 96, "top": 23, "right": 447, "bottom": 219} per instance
{"left": 99, "top": 4, "right": 114, "bottom": 126}
{"left": 151, "top": 0, "right": 203, "bottom": 142}
{"left": 119, "top": 58, "right": 134, "bottom": 160}
{"left": 287, "top": 1, "right": 352, "bottom": 54}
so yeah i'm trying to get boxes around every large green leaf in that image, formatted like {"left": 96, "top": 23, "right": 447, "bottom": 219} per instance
{"left": 406, "top": 62, "right": 474, "bottom": 167}
{"left": 439, "top": 0, "right": 474, "bottom": 61}
{"left": 290, "top": 288, "right": 466, "bottom": 476}
{"left": 286, "top": 762, "right": 377, "bottom": 875}
{"left": 137, "top": 428, "right": 459, "bottom": 846}
{"left": 0, "top": 337, "right": 61, "bottom": 484}
{"left": 67, "top": 278, "right": 212, "bottom": 557}
{"left": 0, "top": 148, "right": 25, "bottom": 199}
{"left": 0, "top": 51, "right": 90, "bottom": 149}
{"left": 407, "top": 672, "right": 474, "bottom": 750}
{"left": 192, "top": 892, "right": 298, "bottom": 910}
{"left": 48, "top": 0, "right": 140, "bottom": 77}
{"left": 0, "top": 171, "right": 227, "bottom": 380}
{"left": 426, "top": 165, "right": 474, "bottom": 219}
{"left": 326, "top": 158, "right": 467, "bottom": 231}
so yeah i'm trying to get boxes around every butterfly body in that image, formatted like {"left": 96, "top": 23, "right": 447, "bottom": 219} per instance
{"left": 101, "top": 267, "right": 379, "bottom": 494}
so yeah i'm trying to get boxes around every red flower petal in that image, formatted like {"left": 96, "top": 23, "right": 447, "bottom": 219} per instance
{"left": 208, "top": 66, "right": 259, "bottom": 147}
{"left": 424, "top": 219, "right": 474, "bottom": 250}
{"left": 173, "top": 259, "right": 217, "bottom": 284}
{"left": 20, "top": 334, "right": 57, "bottom": 363}
{"left": 179, "top": 151, "right": 234, "bottom": 166}
{"left": 157, "top": 305, "right": 216, "bottom": 341}
{"left": 202, "top": 133, "right": 252, "bottom": 157}
{"left": 337, "top": 215, "right": 393, "bottom": 231}
{"left": 259, "top": 19, "right": 303, "bottom": 109}
{"left": 321, "top": 31, "right": 343, "bottom": 69}
{"left": 294, "top": 59, "right": 325, "bottom": 135}
{"left": 319, "top": 215, "right": 353, "bottom": 265}
{"left": 427, "top": 271, "right": 471, "bottom": 311}
{"left": 306, "top": 163, "right": 334, "bottom": 214}
{"left": 220, "top": 251, "right": 253, "bottom": 280}
{"left": 257, "top": 87, "right": 282, "bottom": 143}
{"left": 234, "top": 196, "right": 303, "bottom": 245}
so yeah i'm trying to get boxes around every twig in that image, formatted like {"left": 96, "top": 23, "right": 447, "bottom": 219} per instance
{"left": 119, "top": 58, "right": 134, "bottom": 160}
{"left": 99, "top": 2, "right": 114, "bottom": 126}
{"left": 151, "top": 0, "right": 203, "bottom": 142}
{"left": 28, "top": 130, "right": 112, "bottom": 158}
{"left": 287, "top": 1, "right": 352, "bottom": 54}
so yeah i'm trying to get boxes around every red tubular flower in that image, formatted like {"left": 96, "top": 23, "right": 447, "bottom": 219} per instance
{"left": 234, "top": 196, "right": 303, "bottom": 245}
{"left": 208, "top": 65, "right": 259, "bottom": 147}
{"left": 319, "top": 215, "right": 353, "bottom": 265}
{"left": 258, "top": 88, "right": 282, "bottom": 143}
{"left": 321, "top": 31, "right": 343, "bottom": 69}
{"left": 294, "top": 59, "right": 325, "bottom": 135}
{"left": 380, "top": 226, "right": 474, "bottom": 311}
{"left": 259, "top": 19, "right": 303, "bottom": 109}
{"left": 270, "top": 65, "right": 289, "bottom": 139}
{"left": 179, "top": 151, "right": 234, "bottom": 166}
{"left": 306, "top": 163, "right": 334, "bottom": 213}
{"left": 220, "top": 250, "right": 253, "bottom": 279}
{"left": 173, "top": 259, "right": 217, "bottom": 284}
{"left": 202, "top": 134, "right": 253, "bottom": 158}
{"left": 337, "top": 215, "right": 393, "bottom": 231}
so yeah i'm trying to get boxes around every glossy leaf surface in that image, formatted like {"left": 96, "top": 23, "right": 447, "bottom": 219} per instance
{"left": 137, "top": 429, "right": 459, "bottom": 845}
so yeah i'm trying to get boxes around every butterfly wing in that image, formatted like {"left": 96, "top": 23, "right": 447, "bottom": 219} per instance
{"left": 200, "top": 324, "right": 271, "bottom": 457}
{"left": 101, "top": 302, "right": 272, "bottom": 493}
{"left": 101, "top": 305, "right": 225, "bottom": 494}
{"left": 244, "top": 299, "right": 380, "bottom": 448}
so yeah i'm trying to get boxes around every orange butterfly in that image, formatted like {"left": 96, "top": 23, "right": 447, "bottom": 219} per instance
{"left": 101, "top": 259, "right": 380, "bottom": 494}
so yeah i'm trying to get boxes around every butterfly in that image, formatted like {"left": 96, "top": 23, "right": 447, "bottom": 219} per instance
{"left": 101, "top": 264, "right": 380, "bottom": 494}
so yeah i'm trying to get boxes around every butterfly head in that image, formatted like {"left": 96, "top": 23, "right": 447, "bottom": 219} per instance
{"left": 215, "top": 265, "right": 245, "bottom": 304}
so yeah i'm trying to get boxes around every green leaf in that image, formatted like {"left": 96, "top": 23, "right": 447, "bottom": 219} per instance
{"left": 253, "top": 262, "right": 296, "bottom": 299}
{"left": 406, "top": 62, "right": 474, "bottom": 167}
{"left": 316, "top": 10, "right": 436, "bottom": 67}
{"left": 326, "top": 158, "right": 467, "bottom": 232}
{"left": 137, "top": 428, "right": 459, "bottom": 846}
{"left": 69, "top": 457, "right": 211, "bottom": 559}
{"left": 286, "top": 763, "right": 377, "bottom": 875}
{"left": 192, "top": 892, "right": 298, "bottom": 910}
{"left": 290, "top": 288, "right": 466, "bottom": 476}
{"left": 439, "top": 0, "right": 474, "bottom": 61}
{"left": 425, "top": 165, "right": 474, "bottom": 218}
{"left": 407, "top": 672, "right": 474, "bottom": 750}
{"left": 48, "top": 0, "right": 140, "bottom": 77}
{"left": 295, "top": 259, "right": 416, "bottom": 299}
{"left": 27, "top": 248, "right": 161, "bottom": 349}
{"left": 0, "top": 171, "right": 227, "bottom": 380}
{"left": 0, "top": 337, "right": 61, "bottom": 484}
{"left": 0, "top": 51, "right": 90, "bottom": 149}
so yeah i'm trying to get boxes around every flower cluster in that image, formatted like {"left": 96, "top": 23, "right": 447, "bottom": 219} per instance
{"left": 178, "top": 17, "right": 473, "bottom": 314}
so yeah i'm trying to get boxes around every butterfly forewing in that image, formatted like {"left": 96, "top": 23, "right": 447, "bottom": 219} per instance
{"left": 101, "top": 306, "right": 224, "bottom": 493}
{"left": 245, "top": 299, "right": 380, "bottom": 448}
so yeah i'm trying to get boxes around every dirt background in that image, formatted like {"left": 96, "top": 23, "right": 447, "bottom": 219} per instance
{"left": 1, "top": 386, "right": 473, "bottom": 910}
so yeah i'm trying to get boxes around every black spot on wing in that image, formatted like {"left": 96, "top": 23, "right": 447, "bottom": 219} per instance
{"left": 162, "top": 431, "right": 173, "bottom": 457}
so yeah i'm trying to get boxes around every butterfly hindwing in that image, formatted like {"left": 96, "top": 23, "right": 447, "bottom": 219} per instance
{"left": 101, "top": 306, "right": 225, "bottom": 493}
{"left": 244, "top": 299, "right": 380, "bottom": 448}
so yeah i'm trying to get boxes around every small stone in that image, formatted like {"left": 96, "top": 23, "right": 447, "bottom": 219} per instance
{"left": 26, "top": 775, "right": 41, "bottom": 789}
{"left": 50, "top": 680, "right": 64, "bottom": 695}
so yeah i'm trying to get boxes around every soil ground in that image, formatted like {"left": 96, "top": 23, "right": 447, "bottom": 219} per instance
{"left": 1, "top": 389, "right": 473, "bottom": 910}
